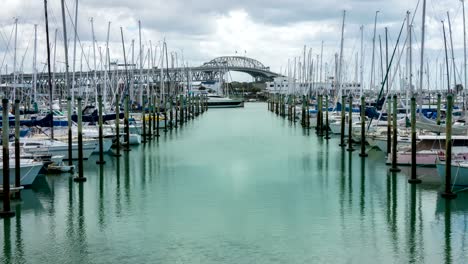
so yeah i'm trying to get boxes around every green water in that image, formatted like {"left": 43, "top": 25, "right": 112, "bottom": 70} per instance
{"left": 1, "top": 103, "right": 468, "bottom": 263}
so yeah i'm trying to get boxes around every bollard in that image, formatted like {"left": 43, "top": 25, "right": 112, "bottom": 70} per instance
{"left": 14, "top": 100, "right": 21, "bottom": 198}
{"left": 408, "top": 97, "right": 421, "bottom": 184}
{"left": 114, "top": 94, "right": 122, "bottom": 157}
{"left": 347, "top": 95, "right": 354, "bottom": 151}
{"left": 441, "top": 94, "right": 457, "bottom": 199}
{"left": 74, "top": 97, "right": 87, "bottom": 182}
{"left": 325, "top": 94, "right": 330, "bottom": 140}
{"left": 97, "top": 95, "right": 106, "bottom": 164}
{"left": 67, "top": 97, "right": 73, "bottom": 165}
{"left": 389, "top": 95, "right": 401, "bottom": 172}
{"left": 339, "top": 95, "right": 346, "bottom": 147}
{"left": 386, "top": 95, "right": 391, "bottom": 155}
{"left": 359, "top": 96, "right": 368, "bottom": 157}
{"left": 0, "top": 99, "right": 15, "bottom": 218}
{"left": 124, "top": 94, "right": 130, "bottom": 151}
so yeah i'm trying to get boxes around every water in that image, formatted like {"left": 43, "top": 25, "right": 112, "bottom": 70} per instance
{"left": 1, "top": 103, "right": 468, "bottom": 263}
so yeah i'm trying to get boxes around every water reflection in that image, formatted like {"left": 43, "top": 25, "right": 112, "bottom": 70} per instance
{"left": 98, "top": 164, "right": 105, "bottom": 229}
{"left": 359, "top": 159, "right": 365, "bottom": 218}
{"left": 444, "top": 199, "right": 452, "bottom": 264}
{"left": 3, "top": 218, "right": 12, "bottom": 264}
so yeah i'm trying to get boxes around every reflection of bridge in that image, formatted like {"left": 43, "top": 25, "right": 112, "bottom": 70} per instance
{"left": 0, "top": 56, "right": 281, "bottom": 89}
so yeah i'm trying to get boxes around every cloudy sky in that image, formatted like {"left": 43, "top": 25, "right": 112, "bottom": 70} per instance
{"left": 0, "top": 0, "right": 466, "bottom": 85}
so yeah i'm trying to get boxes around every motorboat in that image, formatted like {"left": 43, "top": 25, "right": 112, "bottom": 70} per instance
{"left": 207, "top": 94, "right": 244, "bottom": 108}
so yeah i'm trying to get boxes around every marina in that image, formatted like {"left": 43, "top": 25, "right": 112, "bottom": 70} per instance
{"left": 2, "top": 0, "right": 468, "bottom": 262}
{"left": 1, "top": 103, "right": 468, "bottom": 263}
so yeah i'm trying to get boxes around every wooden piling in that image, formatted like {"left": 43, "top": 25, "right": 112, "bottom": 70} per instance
{"left": 0, "top": 99, "right": 15, "bottom": 218}
{"left": 14, "top": 100, "right": 21, "bottom": 198}
{"left": 67, "top": 97, "right": 73, "bottom": 165}
{"left": 386, "top": 95, "right": 391, "bottom": 155}
{"left": 325, "top": 94, "right": 330, "bottom": 140}
{"left": 408, "top": 97, "right": 421, "bottom": 184}
{"left": 74, "top": 97, "right": 87, "bottom": 182}
{"left": 97, "top": 95, "right": 106, "bottom": 164}
{"left": 389, "top": 95, "right": 401, "bottom": 172}
{"left": 441, "top": 94, "right": 457, "bottom": 199}
{"left": 114, "top": 94, "right": 122, "bottom": 157}
{"left": 359, "top": 96, "right": 368, "bottom": 157}
{"left": 339, "top": 95, "right": 346, "bottom": 147}
{"left": 124, "top": 94, "right": 130, "bottom": 151}
{"left": 347, "top": 95, "right": 354, "bottom": 151}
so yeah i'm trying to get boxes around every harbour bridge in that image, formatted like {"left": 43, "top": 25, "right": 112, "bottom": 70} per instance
{"left": 0, "top": 56, "right": 282, "bottom": 90}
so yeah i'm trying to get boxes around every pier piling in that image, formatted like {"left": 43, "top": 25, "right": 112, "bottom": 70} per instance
{"left": 124, "top": 94, "right": 131, "bottom": 151}
{"left": 389, "top": 95, "right": 401, "bottom": 172}
{"left": 359, "top": 96, "right": 368, "bottom": 157}
{"left": 74, "top": 97, "right": 87, "bottom": 182}
{"left": 347, "top": 95, "right": 354, "bottom": 151}
{"left": 97, "top": 95, "right": 106, "bottom": 164}
{"left": 325, "top": 94, "right": 330, "bottom": 140}
{"left": 0, "top": 99, "right": 15, "bottom": 218}
{"left": 114, "top": 94, "right": 122, "bottom": 157}
{"left": 441, "top": 94, "right": 457, "bottom": 199}
{"left": 339, "top": 95, "right": 346, "bottom": 147}
{"left": 408, "top": 97, "right": 421, "bottom": 184}
{"left": 14, "top": 100, "right": 21, "bottom": 198}
{"left": 386, "top": 95, "right": 391, "bottom": 155}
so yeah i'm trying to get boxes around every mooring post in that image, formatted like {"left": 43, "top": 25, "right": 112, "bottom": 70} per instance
{"left": 74, "top": 97, "right": 87, "bottom": 182}
{"left": 339, "top": 95, "right": 346, "bottom": 147}
{"left": 359, "top": 95, "right": 368, "bottom": 157}
{"left": 156, "top": 97, "right": 160, "bottom": 137}
{"left": 67, "top": 97, "right": 73, "bottom": 165}
{"left": 180, "top": 95, "right": 184, "bottom": 126}
{"left": 0, "top": 99, "right": 15, "bottom": 218}
{"left": 318, "top": 95, "right": 323, "bottom": 136}
{"left": 325, "top": 94, "right": 330, "bottom": 140}
{"left": 14, "top": 100, "right": 21, "bottom": 198}
{"left": 169, "top": 96, "right": 174, "bottom": 129}
{"left": 163, "top": 96, "right": 168, "bottom": 132}
{"left": 174, "top": 95, "right": 178, "bottom": 129}
{"left": 124, "top": 94, "right": 130, "bottom": 151}
{"left": 301, "top": 95, "right": 306, "bottom": 126}
{"left": 97, "top": 95, "right": 106, "bottom": 164}
{"left": 306, "top": 96, "right": 310, "bottom": 128}
{"left": 347, "top": 95, "right": 354, "bottom": 151}
{"left": 114, "top": 94, "right": 122, "bottom": 157}
{"left": 441, "top": 94, "right": 457, "bottom": 199}
{"left": 389, "top": 95, "right": 401, "bottom": 172}
{"left": 147, "top": 96, "right": 152, "bottom": 140}
{"left": 437, "top": 93, "right": 441, "bottom": 135}
{"left": 141, "top": 95, "right": 147, "bottom": 143}
{"left": 408, "top": 97, "right": 421, "bottom": 184}
{"left": 386, "top": 95, "right": 391, "bottom": 155}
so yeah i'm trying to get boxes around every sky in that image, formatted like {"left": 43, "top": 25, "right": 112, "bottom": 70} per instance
{"left": 0, "top": 0, "right": 466, "bottom": 86}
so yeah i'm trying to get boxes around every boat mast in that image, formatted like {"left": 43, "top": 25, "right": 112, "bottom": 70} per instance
{"left": 370, "top": 11, "right": 379, "bottom": 91}
{"left": 104, "top": 22, "right": 111, "bottom": 107}
{"left": 33, "top": 24, "right": 37, "bottom": 103}
{"left": 442, "top": 21, "right": 451, "bottom": 94}
{"left": 43, "top": 0, "right": 54, "bottom": 139}
{"left": 13, "top": 18, "right": 17, "bottom": 100}
{"left": 360, "top": 25, "right": 364, "bottom": 97}
{"left": 139, "top": 20, "right": 143, "bottom": 104}
{"left": 419, "top": 0, "right": 427, "bottom": 114}
{"left": 91, "top": 17, "right": 98, "bottom": 105}
{"left": 447, "top": 12, "right": 457, "bottom": 89}
{"left": 71, "top": 0, "right": 78, "bottom": 103}
{"left": 337, "top": 10, "right": 346, "bottom": 97}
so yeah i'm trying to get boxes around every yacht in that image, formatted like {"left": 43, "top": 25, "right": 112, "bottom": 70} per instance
{"left": 207, "top": 94, "right": 244, "bottom": 108}
{"left": 0, "top": 158, "right": 43, "bottom": 186}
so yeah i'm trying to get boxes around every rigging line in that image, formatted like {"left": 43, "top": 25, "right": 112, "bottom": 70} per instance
{"left": 0, "top": 25, "right": 15, "bottom": 73}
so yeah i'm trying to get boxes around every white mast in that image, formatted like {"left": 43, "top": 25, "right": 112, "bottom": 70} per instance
{"left": 370, "top": 11, "right": 379, "bottom": 91}
{"left": 104, "top": 21, "right": 111, "bottom": 107}
{"left": 337, "top": 10, "right": 346, "bottom": 96}
{"left": 139, "top": 20, "right": 143, "bottom": 105}
{"left": 13, "top": 18, "right": 18, "bottom": 100}
{"left": 359, "top": 25, "right": 364, "bottom": 96}
{"left": 91, "top": 17, "right": 98, "bottom": 105}
{"left": 447, "top": 12, "right": 457, "bottom": 88}
{"left": 419, "top": 0, "right": 427, "bottom": 114}
{"left": 33, "top": 24, "right": 37, "bottom": 103}
{"left": 71, "top": 0, "right": 78, "bottom": 103}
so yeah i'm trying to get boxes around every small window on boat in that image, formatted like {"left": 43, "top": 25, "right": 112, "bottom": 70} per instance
{"left": 25, "top": 143, "right": 42, "bottom": 146}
